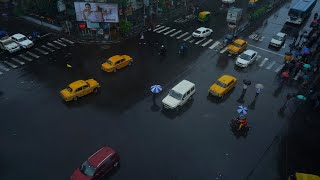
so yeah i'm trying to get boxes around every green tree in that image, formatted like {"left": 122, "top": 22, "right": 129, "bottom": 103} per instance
{"left": 18, "top": 0, "right": 58, "bottom": 16}
{"left": 119, "top": 18, "right": 132, "bottom": 35}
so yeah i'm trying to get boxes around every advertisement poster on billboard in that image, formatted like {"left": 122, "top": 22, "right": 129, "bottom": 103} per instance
{"left": 74, "top": 2, "right": 119, "bottom": 23}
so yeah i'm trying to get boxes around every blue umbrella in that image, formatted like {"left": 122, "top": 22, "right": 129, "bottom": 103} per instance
{"left": 150, "top": 85, "right": 162, "bottom": 94}
{"left": 302, "top": 47, "right": 310, "bottom": 55}
{"left": 237, "top": 105, "right": 248, "bottom": 115}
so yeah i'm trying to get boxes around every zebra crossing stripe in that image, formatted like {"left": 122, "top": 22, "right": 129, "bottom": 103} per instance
{"left": 164, "top": 29, "right": 176, "bottom": 35}
{"left": 26, "top": 51, "right": 40, "bottom": 59}
{"left": 183, "top": 35, "right": 192, "bottom": 41}
{"left": 177, "top": 32, "right": 189, "bottom": 39}
{"left": 11, "top": 58, "right": 25, "bottom": 65}
{"left": 0, "top": 63, "right": 10, "bottom": 71}
{"left": 275, "top": 64, "right": 285, "bottom": 73}
{"left": 4, "top": 61, "right": 18, "bottom": 68}
{"left": 189, "top": 39, "right": 196, "bottom": 43}
{"left": 19, "top": 54, "right": 33, "bottom": 61}
{"left": 266, "top": 61, "right": 276, "bottom": 69}
{"left": 47, "top": 42, "right": 60, "bottom": 49}
{"left": 256, "top": 55, "right": 261, "bottom": 61}
{"left": 209, "top": 41, "right": 220, "bottom": 49}
{"left": 155, "top": 25, "right": 161, "bottom": 28}
{"left": 202, "top": 39, "right": 213, "bottom": 47}
{"left": 153, "top": 25, "right": 166, "bottom": 32}
{"left": 219, "top": 46, "right": 228, "bottom": 54}
{"left": 60, "top": 38, "right": 75, "bottom": 44}
{"left": 35, "top": 48, "right": 49, "bottom": 55}
{"left": 259, "top": 58, "right": 269, "bottom": 67}
{"left": 41, "top": 45, "right": 54, "bottom": 52}
{"left": 54, "top": 40, "right": 67, "bottom": 47}
{"left": 195, "top": 38, "right": 207, "bottom": 45}
{"left": 0, "top": 71, "right": 2, "bottom": 75}
{"left": 170, "top": 30, "right": 182, "bottom": 37}
{"left": 157, "top": 27, "right": 170, "bottom": 33}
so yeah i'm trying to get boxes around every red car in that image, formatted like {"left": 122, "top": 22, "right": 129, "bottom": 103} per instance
{"left": 71, "top": 146, "right": 120, "bottom": 180}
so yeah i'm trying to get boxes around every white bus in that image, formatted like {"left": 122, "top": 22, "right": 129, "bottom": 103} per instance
{"left": 286, "top": 0, "right": 317, "bottom": 25}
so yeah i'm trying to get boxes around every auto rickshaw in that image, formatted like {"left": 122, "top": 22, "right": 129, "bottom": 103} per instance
{"left": 198, "top": 11, "right": 211, "bottom": 22}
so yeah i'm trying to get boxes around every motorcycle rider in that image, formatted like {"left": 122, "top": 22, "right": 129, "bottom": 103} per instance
{"left": 237, "top": 116, "right": 248, "bottom": 130}
{"left": 159, "top": 44, "right": 166, "bottom": 55}
{"left": 179, "top": 43, "right": 187, "bottom": 54}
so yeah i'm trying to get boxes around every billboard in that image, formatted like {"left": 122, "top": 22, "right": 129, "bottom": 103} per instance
{"left": 74, "top": 2, "right": 119, "bottom": 23}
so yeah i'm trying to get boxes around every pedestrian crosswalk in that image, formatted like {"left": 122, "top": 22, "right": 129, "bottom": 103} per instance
{"left": 254, "top": 55, "right": 284, "bottom": 73}
{"left": 0, "top": 37, "right": 75, "bottom": 76}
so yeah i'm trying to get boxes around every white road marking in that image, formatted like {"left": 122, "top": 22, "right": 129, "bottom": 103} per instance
{"left": 53, "top": 40, "right": 67, "bottom": 47}
{"left": 170, "top": 30, "right": 182, "bottom": 37}
{"left": 248, "top": 44, "right": 284, "bottom": 57}
{"left": 195, "top": 38, "right": 207, "bottom": 45}
{"left": 26, "top": 51, "right": 40, "bottom": 58}
{"left": 40, "top": 33, "right": 51, "bottom": 38}
{"left": 4, "top": 61, "right": 18, "bottom": 68}
{"left": 0, "top": 63, "right": 10, "bottom": 71}
{"left": 60, "top": 38, "right": 75, "bottom": 44}
{"left": 157, "top": 27, "right": 170, "bottom": 33}
{"left": 156, "top": 25, "right": 161, "bottom": 28}
{"left": 177, "top": 32, "right": 189, "bottom": 39}
{"left": 275, "top": 64, "right": 285, "bottom": 73}
{"left": 209, "top": 41, "right": 220, "bottom": 49}
{"left": 0, "top": 71, "right": 2, "bottom": 75}
{"left": 259, "top": 58, "right": 269, "bottom": 67}
{"left": 219, "top": 46, "right": 228, "bottom": 54}
{"left": 183, "top": 35, "right": 192, "bottom": 41}
{"left": 153, "top": 25, "right": 165, "bottom": 32}
{"left": 202, "top": 39, "right": 213, "bottom": 47}
{"left": 189, "top": 39, "right": 196, "bottom": 43}
{"left": 256, "top": 55, "right": 261, "bottom": 61}
{"left": 163, "top": 29, "right": 176, "bottom": 35}
{"left": 41, "top": 45, "right": 54, "bottom": 52}
{"left": 11, "top": 58, "right": 25, "bottom": 65}
{"left": 266, "top": 61, "right": 276, "bottom": 69}
{"left": 47, "top": 42, "right": 60, "bottom": 49}
{"left": 35, "top": 48, "right": 49, "bottom": 55}
{"left": 19, "top": 54, "right": 33, "bottom": 61}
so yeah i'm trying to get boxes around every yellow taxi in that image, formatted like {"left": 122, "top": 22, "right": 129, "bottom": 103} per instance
{"left": 227, "top": 39, "right": 248, "bottom": 55}
{"left": 101, "top": 55, "right": 133, "bottom": 72}
{"left": 208, "top": 74, "right": 237, "bottom": 98}
{"left": 60, "top": 79, "right": 100, "bottom": 101}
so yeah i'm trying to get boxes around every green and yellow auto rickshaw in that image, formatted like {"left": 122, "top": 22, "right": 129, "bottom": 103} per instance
{"left": 198, "top": 11, "right": 211, "bottom": 22}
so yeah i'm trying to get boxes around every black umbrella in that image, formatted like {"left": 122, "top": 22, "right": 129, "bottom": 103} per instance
{"left": 243, "top": 79, "right": 251, "bottom": 85}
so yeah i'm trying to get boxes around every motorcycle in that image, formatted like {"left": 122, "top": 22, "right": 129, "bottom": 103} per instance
{"left": 159, "top": 46, "right": 167, "bottom": 56}
{"left": 28, "top": 31, "right": 40, "bottom": 41}
{"left": 230, "top": 118, "right": 249, "bottom": 137}
{"left": 179, "top": 45, "right": 187, "bottom": 55}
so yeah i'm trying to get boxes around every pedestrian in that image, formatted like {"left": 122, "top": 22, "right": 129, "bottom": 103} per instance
{"left": 242, "top": 84, "right": 248, "bottom": 94}
{"left": 255, "top": 88, "right": 261, "bottom": 98}
{"left": 294, "top": 61, "right": 302, "bottom": 77}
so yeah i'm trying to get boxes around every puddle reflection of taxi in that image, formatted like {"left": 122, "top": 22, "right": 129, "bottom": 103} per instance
{"left": 60, "top": 79, "right": 100, "bottom": 101}
{"left": 101, "top": 55, "right": 133, "bottom": 72}
{"left": 227, "top": 39, "right": 247, "bottom": 55}
{"left": 208, "top": 75, "right": 237, "bottom": 98}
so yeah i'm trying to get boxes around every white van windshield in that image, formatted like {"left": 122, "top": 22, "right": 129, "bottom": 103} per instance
{"left": 169, "top": 90, "right": 182, "bottom": 100}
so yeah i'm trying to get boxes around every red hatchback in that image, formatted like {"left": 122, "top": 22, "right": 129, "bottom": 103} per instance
{"left": 71, "top": 146, "right": 120, "bottom": 180}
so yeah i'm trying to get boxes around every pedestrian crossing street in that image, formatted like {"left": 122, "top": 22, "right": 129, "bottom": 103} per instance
{"left": 0, "top": 37, "right": 75, "bottom": 75}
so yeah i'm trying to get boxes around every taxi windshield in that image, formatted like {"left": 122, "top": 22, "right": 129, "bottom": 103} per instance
{"left": 233, "top": 42, "right": 242, "bottom": 48}
{"left": 67, "top": 86, "right": 73, "bottom": 92}
{"left": 216, "top": 81, "right": 227, "bottom": 88}
{"left": 106, "top": 59, "right": 113, "bottom": 65}
{"left": 169, "top": 90, "right": 182, "bottom": 100}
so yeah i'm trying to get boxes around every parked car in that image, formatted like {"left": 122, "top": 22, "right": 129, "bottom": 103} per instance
{"left": 101, "top": 55, "right": 133, "bottom": 72}
{"left": 11, "top": 33, "right": 34, "bottom": 49}
{"left": 162, "top": 80, "right": 195, "bottom": 110}
{"left": 227, "top": 38, "right": 247, "bottom": 55}
{"left": 235, "top": 49, "right": 258, "bottom": 67}
{"left": 71, "top": 146, "right": 120, "bottom": 180}
{"left": 208, "top": 75, "right": 237, "bottom": 98}
{"left": 269, "top": 32, "right": 287, "bottom": 48}
{"left": 60, "top": 79, "right": 100, "bottom": 101}
{"left": 192, "top": 27, "right": 213, "bottom": 38}
{"left": 0, "top": 32, "right": 21, "bottom": 53}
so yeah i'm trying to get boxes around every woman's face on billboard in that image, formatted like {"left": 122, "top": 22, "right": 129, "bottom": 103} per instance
{"left": 85, "top": 4, "right": 91, "bottom": 11}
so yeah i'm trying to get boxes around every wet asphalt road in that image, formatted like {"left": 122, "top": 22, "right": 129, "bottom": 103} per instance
{"left": 1, "top": 0, "right": 320, "bottom": 180}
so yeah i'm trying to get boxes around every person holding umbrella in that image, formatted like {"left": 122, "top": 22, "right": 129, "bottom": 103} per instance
{"left": 150, "top": 84, "right": 162, "bottom": 105}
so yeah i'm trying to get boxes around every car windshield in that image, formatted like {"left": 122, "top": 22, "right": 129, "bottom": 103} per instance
{"left": 288, "top": 9, "right": 301, "bottom": 18}
{"left": 17, "top": 37, "right": 28, "bottom": 42}
{"left": 2, "top": 39, "right": 14, "bottom": 46}
{"left": 273, "top": 35, "right": 283, "bottom": 41}
{"left": 79, "top": 161, "right": 96, "bottom": 177}
{"left": 239, "top": 53, "right": 251, "bottom": 61}
{"left": 194, "top": 30, "right": 202, "bottom": 34}
{"left": 233, "top": 42, "right": 242, "bottom": 48}
{"left": 216, "top": 80, "right": 227, "bottom": 88}
{"left": 169, "top": 90, "right": 183, "bottom": 100}
{"left": 106, "top": 59, "right": 113, "bottom": 65}
{"left": 67, "top": 86, "right": 73, "bottom": 92}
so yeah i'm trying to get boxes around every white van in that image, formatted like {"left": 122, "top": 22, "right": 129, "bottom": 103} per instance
{"left": 162, "top": 80, "right": 195, "bottom": 110}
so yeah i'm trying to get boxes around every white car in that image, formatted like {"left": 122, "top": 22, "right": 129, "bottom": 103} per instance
{"left": 222, "top": 0, "right": 235, "bottom": 3}
{"left": 269, "top": 32, "right": 287, "bottom": 48}
{"left": 0, "top": 36, "right": 21, "bottom": 53}
{"left": 162, "top": 80, "right": 195, "bottom": 110}
{"left": 11, "top": 33, "right": 34, "bottom": 49}
{"left": 235, "top": 49, "right": 258, "bottom": 67}
{"left": 192, "top": 27, "right": 213, "bottom": 38}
